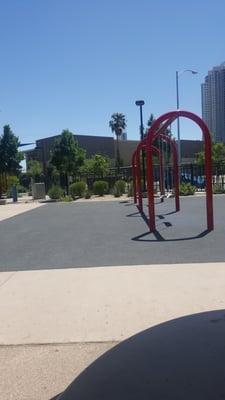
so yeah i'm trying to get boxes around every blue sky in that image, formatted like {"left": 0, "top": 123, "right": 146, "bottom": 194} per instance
{"left": 0, "top": 0, "right": 224, "bottom": 146}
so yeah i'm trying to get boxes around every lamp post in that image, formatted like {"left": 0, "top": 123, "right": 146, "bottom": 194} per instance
{"left": 176, "top": 69, "right": 198, "bottom": 168}
{"left": 135, "top": 100, "right": 146, "bottom": 192}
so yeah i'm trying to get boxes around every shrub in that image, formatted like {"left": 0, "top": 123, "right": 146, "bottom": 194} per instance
{"left": 179, "top": 183, "right": 196, "bottom": 196}
{"left": 60, "top": 195, "right": 73, "bottom": 202}
{"left": 17, "top": 185, "right": 27, "bottom": 194}
{"left": 7, "top": 176, "right": 20, "bottom": 188}
{"left": 48, "top": 185, "right": 64, "bottom": 199}
{"left": 93, "top": 180, "right": 109, "bottom": 196}
{"left": 84, "top": 190, "right": 92, "bottom": 199}
{"left": 69, "top": 181, "right": 86, "bottom": 198}
{"left": 113, "top": 188, "right": 121, "bottom": 197}
{"left": 114, "top": 180, "right": 126, "bottom": 195}
{"left": 213, "top": 184, "right": 225, "bottom": 194}
{"left": 127, "top": 182, "right": 133, "bottom": 197}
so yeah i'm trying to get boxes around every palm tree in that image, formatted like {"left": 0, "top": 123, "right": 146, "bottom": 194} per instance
{"left": 144, "top": 113, "right": 155, "bottom": 137}
{"left": 109, "top": 113, "right": 126, "bottom": 173}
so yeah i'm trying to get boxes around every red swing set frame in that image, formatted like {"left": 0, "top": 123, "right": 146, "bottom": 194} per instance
{"left": 132, "top": 110, "right": 213, "bottom": 232}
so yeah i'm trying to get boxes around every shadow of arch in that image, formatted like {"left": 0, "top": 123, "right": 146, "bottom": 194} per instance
{"left": 131, "top": 228, "right": 211, "bottom": 242}
{"left": 55, "top": 310, "right": 225, "bottom": 400}
{"left": 126, "top": 204, "right": 212, "bottom": 242}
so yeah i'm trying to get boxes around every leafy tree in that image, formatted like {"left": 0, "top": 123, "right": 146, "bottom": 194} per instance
{"left": 196, "top": 142, "right": 225, "bottom": 166}
{"left": 0, "top": 125, "right": 23, "bottom": 175}
{"left": 109, "top": 113, "right": 126, "bottom": 173}
{"left": 19, "top": 173, "right": 31, "bottom": 189}
{"left": 80, "top": 154, "right": 109, "bottom": 177}
{"left": 144, "top": 114, "right": 172, "bottom": 162}
{"left": 50, "top": 129, "right": 85, "bottom": 192}
{"left": 46, "top": 162, "right": 60, "bottom": 185}
{"left": 27, "top": 160, "right": 42, "bottom": 182}
{"left": 0, "top": 125, "right": 23, "bottom": 196}
{"left": 144, "top": 113, "right": 155, "bottom": 137}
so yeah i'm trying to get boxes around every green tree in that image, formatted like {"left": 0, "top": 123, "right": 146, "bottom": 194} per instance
{"left": 109, "top": 113, "right": 126, "bottom": 173}
{"left": 50, "top": 129, "right": 85, "bottom": 192}
{"left": 27, "top": 160, "right": 42, "bottom": 182}
{"left": 80, "top": 154, "right": 109, "bottom": 177}
{"left": 46, "top": 162, "right": 60, "bottom": 185}
{"left": 145, "top": 113, "right": 155, "bottom": 136}
{"left": 196, "top": 142, "right": 225, "bottom": 166}
{"left": 0, "top": 125, "right": 23, "bottom": 175}
{"left": 0, "top": 125, "right": 23, "bottom": 196}
{"left": 145, "top": 114, "right": 172, "bottom": 162}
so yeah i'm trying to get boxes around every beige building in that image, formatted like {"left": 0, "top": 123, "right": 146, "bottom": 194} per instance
{"left": 25, "top": 133, "right": 202, "bottom": 172}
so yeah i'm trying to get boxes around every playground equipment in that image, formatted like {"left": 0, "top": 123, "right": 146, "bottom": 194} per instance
{"left": 132, "top": 110, "right": 214, "bottom": 232}
{"left": 132, "top": 141, "right": 165, "bottom": 212}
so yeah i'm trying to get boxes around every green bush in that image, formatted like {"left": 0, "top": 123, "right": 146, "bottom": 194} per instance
{"left": 114, "top": 180, "right": 126, "bottom": 195}
{"left": 127, "top": 182, "right": 133, "bottom": 197}
{"left": 69, "top": 181, "right": 87, "bottom": 198}
{"left": 17, "top": 185, "right": 27, "bottom": 194}
{"left": 113, "top": 188, "right": 121, "bottom": 197}
{"left": 60, "top": 195, "right": 73, "bottom": 202}
{"left": 179, "top": 183, "right": 196, "bottom": 196}
{"left": 93, "top": 180, "right": 109, "bottom": 196}
{"left": 7, "top": 176, "right": 20, "bottom": 188}
{"left": 84, "top": 190, "right": 92, "bottom": 199}
{"left": 48, "top": 185, "right": 64, "bottom": 199}
{"left": 213, "top": 184, "right": 225, "bottom": 194}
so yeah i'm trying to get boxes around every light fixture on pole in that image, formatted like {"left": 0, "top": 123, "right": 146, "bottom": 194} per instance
{"left": 135, "top": 100, "right": 146, "bottom": 192}
{"left": 176, "top": 69, "right": 198, "bottom": 168}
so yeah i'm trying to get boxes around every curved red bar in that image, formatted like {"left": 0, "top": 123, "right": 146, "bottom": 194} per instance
{"left": 133, "top": 140, "right": 164, "bottom": 212}
{"left": 145, "top": 110, "right": 213, "bottom": 232}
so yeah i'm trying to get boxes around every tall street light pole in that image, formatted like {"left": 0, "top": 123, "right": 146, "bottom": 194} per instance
{"left": 176, "top": 69, "right": 198, "bottom": 168}
{"left": 135, "top": 100, "right": 146, "bottom": 192}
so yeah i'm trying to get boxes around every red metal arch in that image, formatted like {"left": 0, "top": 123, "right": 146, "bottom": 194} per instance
{"left": 146, "top": 110, "right": 213, "bottom": 232}
{"left": 132, "top": 141, "right": 164, "bottom": 212}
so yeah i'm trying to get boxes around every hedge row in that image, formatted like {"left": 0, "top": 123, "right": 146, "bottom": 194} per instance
{"left": 48, "top": 180, "right": 131, "bottom": 200}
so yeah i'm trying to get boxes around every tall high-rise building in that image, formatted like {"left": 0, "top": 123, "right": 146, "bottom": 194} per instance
{"left": 201, "top": 62, "right": 225, "bottom": 142}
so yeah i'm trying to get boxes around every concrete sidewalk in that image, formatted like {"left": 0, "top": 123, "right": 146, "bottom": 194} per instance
{"left": 1, "top": 262, "right": 225, "bottom": 345}
{"left": 1, "top": 262, "right": 225, "bottom": 400}
{"left": 0, "top": 201, "right": 44, "bottom": 222}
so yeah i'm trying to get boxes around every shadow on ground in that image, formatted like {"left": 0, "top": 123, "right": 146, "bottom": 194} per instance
{"left": 53, "top": 309, "right": 225, "bottom": 400}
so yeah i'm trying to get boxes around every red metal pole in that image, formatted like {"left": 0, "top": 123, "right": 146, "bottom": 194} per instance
{"left": 151, "top": 145, "right": 164, "bottom": 201}
{"left": 132, "top": 151, "right": 137, "bottom": 204}
{"left": 172, "top": 140, "right": 180, "bottom": 212}
{"left": 146, "top": 146, "right": 155, "bottom": 231}
{"left": 158, "top": 147, "right": 165, "bottom": 201}
{"left": 136, "top": 145, "right": 143, "bottom": 212}
{"left": 145, "top": 116, "right": 177, "bottom": 231}
{"left": 204, "top": 126, "right": 214, "bottom": 230}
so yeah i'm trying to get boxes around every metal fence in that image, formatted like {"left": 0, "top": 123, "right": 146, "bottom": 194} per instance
{"left": 43, "top": 163, "right": 225, "bottom": 194}
{"left": 180, "top": 163, "right": 225, "bottom": 191}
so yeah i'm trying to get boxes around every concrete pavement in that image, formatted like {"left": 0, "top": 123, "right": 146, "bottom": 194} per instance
{"left": 1, "top": 262, "right": 225, "bottom": 345}
{"left": 0, "top": 342, "right": 116, "bottom": 400}
{"left": 0, "top": 201, "right": 44, "bottom": 222}
{"left": 1, "top": 262, "right": 225, "bottom": 399}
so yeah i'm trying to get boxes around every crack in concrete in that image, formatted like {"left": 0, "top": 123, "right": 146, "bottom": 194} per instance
{"left": 0, "top": 271, "right": 17, "bottom": 290}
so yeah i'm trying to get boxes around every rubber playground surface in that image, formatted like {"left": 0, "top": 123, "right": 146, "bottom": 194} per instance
{"left": 0, "top": 195, "right": 225, "bottom": 272}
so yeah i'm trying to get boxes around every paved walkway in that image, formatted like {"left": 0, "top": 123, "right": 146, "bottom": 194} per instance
{"left": 1, "top": 263, "right": 225, "bottom": 345}
{"left": 0, "top": 201, "right": 44, "bottom": 222}
{"left": 1, "top": 262, "right": 225, "bottom": 399}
